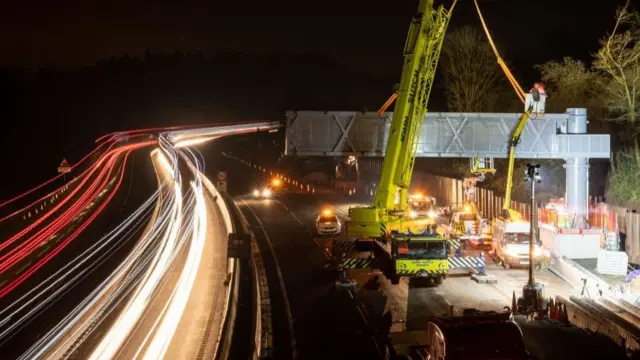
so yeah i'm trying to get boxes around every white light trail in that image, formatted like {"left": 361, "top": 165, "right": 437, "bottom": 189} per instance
{"left": 141, "top": 180, "right": 207, "bottom": 360}
{"left": 89, "top": 173, "right": 183, "bottom": 360}
{"left": 10, "top": 122, "right": 278, "bottom": 360}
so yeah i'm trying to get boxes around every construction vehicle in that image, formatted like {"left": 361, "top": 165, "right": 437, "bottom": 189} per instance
{"left": 489, "top": 84, "right": 548, "bottom": 268}
{"left": 346, "top": 0, "right": 457, "bottom": 285}
{"left": 389, "top": 308, "right": 532, "bottom": 359}
{"left": 439, "top": 202, "right": 491, "bottom": 249}
{"left": 407, "top": 192, "right": 437, "bottom": 219}
{"left": 492, "top": 217, "right": 550, "bottom": 270}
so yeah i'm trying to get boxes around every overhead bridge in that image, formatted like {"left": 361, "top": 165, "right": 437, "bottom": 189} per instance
{"left": 284, "top": 108, "right": 609, "bottom": 159}
{"left": 284, "top": 108, "right": 610, "bottom": 219}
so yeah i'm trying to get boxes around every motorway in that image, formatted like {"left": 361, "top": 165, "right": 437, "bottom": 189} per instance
{"left": 0, "top": 123, "right": 273, "bottom": 359}
{"left": 0, "top": 125, "right": 630, "bottom": 360}
{"left": 217, "top": 147, "right": 629, "bottom": 360}
{"left": 0, "top": 138, "right": 158, "bottom": 359}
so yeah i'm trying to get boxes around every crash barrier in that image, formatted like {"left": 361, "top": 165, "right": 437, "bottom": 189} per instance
{"left": 215, "top": 194, "right": 263, "bottom": 359}
{"left": 557, "top": 295, "right": 640, "bottom": 354}
{"left": 548, "top": 255, "right": 615, "bottom": 298}
{"left": 538, "top": 224, "right": 602, "bottom": 259}
{"left": 448, "top": 252, "right": 485, "bottom": 271}
{"left": 251, "top": 236, "right": 273, "bottom": 358}
{"left": 198, "top": 174, "right": 241, "bottom": 359}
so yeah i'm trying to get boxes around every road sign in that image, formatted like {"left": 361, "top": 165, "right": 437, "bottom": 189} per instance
{"left": 58, "top": 158, "right": 71, "bottom": 174}
{"left": 228, "top": 233, "right": 251, "bottom": 259}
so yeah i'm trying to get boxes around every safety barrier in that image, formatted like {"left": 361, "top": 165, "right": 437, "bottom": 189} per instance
{"left": 197, "top": 173, "right": 239, "bottom": 359}
{"left": 217, "top": 190, "right": 264, "bottom": 360}
{"left": 548, "top": 255, "right": 615, "bottom": 298}
{"left": 448, "top": 253, "right": 485, "bottom": 271}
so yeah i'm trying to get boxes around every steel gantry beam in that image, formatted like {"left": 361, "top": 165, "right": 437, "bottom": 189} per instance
{"left": 284, "top": 109, "right": 610, "bottom": 159}
{"left": 285, "top": 108, "right": 610, "bottom": 219}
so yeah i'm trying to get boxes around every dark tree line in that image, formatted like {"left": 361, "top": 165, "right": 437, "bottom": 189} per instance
{"left": 0, "top": 51, "right": 402, "bottom": 200}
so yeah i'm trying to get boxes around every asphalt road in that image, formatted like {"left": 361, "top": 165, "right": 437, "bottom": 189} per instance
{"left": 0, "top": 147, "right": 157, "bottom": 359}
{"left": 218, "top": 149, "right": 629, "bottom": 360}
{"left": 206, "top": 149, "right": 384, "bottom": 360}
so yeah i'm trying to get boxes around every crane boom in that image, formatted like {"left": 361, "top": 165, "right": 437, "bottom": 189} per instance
{"left": 348, "top": 0, "right": 455, "bottom": 239}
{"left": 375, "top": 0, "right": 456, "bottom": 212}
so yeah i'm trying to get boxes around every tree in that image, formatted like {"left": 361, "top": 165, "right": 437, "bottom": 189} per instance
{"left": 440, "top": 26, "right": 508, "bottom": 112}
{"left": 593, "top": 1, "right": 640, "bottom": 165}
{"left": 607, "top": 152, "right": 640, "bottom": 206}
{"left": 536, "top": 57, "right": 606, "bottom": 119}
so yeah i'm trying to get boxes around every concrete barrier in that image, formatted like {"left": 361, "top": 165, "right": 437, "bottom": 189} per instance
{"left": 539, "top": 224, "right": 602, "bottom": 259}
{"left": 217, "top": 192, "right": 261, "bottom": 360}
{"left": 198, "top": 173, "right": 237, "bottom": 359}
{"left": 549, "top": 255, "right": 614, "bottom": 298}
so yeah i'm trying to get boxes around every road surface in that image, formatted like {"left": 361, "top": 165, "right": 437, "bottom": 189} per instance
{"left": 219, "top": 150, "right": 629, "bottom": 360}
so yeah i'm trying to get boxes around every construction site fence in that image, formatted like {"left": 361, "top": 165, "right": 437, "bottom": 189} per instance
{"left": 412, "top": 172, "right": 618, "bottom": 230}
{"left": 412, "top": 171, "right": 640, "bottom": 263}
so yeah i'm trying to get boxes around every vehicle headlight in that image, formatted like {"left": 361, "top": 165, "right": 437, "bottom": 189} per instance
{"left": 409, "top": 210, "right": 417, "bottom": 218}
{"left": 253, "top": 189, "right": 260, "bottom": 197}
{"left": 262, "top": 189, "right": 272, "bottom": 197}
{"left": 504, "top": 245, "right": 519, "bottom": 257}
{"left": 428, "top": 210, "right": 437, "bottom": 219}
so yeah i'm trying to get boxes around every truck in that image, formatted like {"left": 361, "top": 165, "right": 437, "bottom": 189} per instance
{"left": 345, "top": 0, "right": 459, "bottom": 285}
{"left": 389, "top": 309, "right": 532, "bottom": 360}
{"left": 407, "top": 193, "right": 437, "bottom": 220}
{"left": 439, "top": 203, "right": 491, "bottom": 249}
{"left": 491, "top": 217, "right": 549, "bottom": 270}
{"left": 391, "top": 226, "right": 449, "bottom": 285}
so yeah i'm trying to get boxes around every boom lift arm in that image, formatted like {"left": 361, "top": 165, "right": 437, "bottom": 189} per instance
{"left": 471, "top": 0, "right": 545, "bottom": 221}
{"left": 502, "top": 109, "right": 533, "bottom": 221}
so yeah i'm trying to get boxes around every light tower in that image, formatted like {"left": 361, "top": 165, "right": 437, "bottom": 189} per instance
{"left": 517, "top": 163, "right": 546, "bottom": 314}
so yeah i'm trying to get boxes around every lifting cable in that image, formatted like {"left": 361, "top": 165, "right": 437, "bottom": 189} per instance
{"left": 472, "top": 0, "right": 525, "bottom": 103}
{"left": 378, "top": 0, "right": 527, "bottom": 115}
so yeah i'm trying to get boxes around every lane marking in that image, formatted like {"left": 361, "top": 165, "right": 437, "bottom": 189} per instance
{"left": 270, "top": 198, "right": 329, "bottom": 260}
{"left": 241, "top": 199, "right": 298, "bottom": 359}
{"left": 268, "top": 196, "right": 382, "bottom": 358}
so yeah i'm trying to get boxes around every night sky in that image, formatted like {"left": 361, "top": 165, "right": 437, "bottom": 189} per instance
{"left": 1, "top": 0, "right": 625, "bottom": 79}
{"left": 0, "top": 0, "right": 628, "bottom": 199}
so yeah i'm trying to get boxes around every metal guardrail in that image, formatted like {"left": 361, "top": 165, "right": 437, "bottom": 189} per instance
{"left": 198, "top": 174, "right": 238, "bottom": 359}
{"left": 217, "top": 192, "right": 261, "bottom": 360}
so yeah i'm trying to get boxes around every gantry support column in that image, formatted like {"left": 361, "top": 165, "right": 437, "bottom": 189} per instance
{"left": 564, "top": 108, "right": 589, "bottom": 227}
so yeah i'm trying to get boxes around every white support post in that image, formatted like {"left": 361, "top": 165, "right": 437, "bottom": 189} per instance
{"left": 563, "top": 108, "right": 590, "bottom": 228}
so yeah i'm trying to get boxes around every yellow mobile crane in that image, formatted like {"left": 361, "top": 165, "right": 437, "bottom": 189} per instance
{"left": 347, "top": 0, "right": 457, "bottom": 285}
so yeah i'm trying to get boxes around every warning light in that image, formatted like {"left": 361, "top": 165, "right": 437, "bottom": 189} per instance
{"left": 322, "top": 209, "right": 333, "bottom": 216}
{"left": 272, "top": 178, "right": 282, "bottom": 187}
{"left": 411, "top": 193, "right": 423, "bottom": 200}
